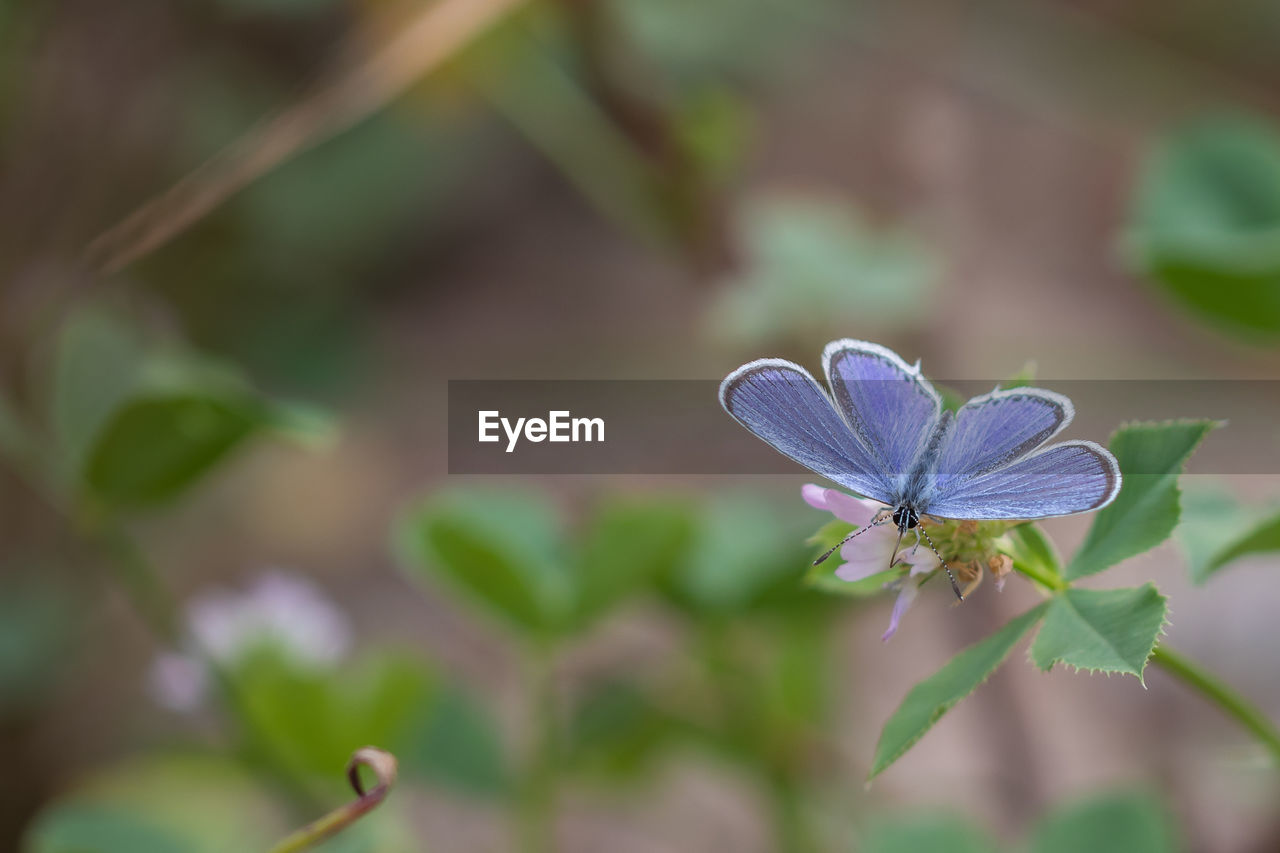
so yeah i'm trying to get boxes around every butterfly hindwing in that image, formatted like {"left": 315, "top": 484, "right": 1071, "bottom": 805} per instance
{"left": 922, "top": 440, "right": 1120, "bottom": 520}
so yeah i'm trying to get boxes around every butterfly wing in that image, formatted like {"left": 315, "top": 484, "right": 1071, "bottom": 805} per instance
{"left": 720, "top": 358, "right": 896, "bottom": 504}
{"left": 822, "top": 339, "right": 942, "bottom": 487}
{"left": 923, "top": 440, "right": 1121, "bottom": 520}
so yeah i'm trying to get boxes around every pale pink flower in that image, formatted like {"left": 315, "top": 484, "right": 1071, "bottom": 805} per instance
{"left": 146, "top": 571, "right": 352, "bottom": 712}
{"left": 803, "top": 484, "right": 939, "bottom": 640}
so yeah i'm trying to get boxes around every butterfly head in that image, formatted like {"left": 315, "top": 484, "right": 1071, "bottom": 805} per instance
{"left": 891, "top": 505, "right": 920, "bottom": 532}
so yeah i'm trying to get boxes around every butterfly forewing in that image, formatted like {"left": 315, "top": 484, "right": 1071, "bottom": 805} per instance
{"left": 822, "top": 340, "right": 941, "bottom": 487}
{"left": 932, "top": 388, "right": 1073, "bottom": 481}
{"left": 720, "top": 359, "right": 896, "bottom": 504}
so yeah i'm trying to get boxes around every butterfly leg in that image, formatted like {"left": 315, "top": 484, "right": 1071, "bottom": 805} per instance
{"left": 917, "top": 525, "right": 964, "bottom": 601}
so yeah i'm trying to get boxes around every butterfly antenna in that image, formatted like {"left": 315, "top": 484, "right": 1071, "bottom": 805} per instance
{"left": 918, "top": 525, "right": 964, "bottom": 601}
{"left": 813, "top": 518, "right": 887, "bottom": 566}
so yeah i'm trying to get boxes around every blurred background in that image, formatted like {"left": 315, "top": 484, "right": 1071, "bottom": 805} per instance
{"left": 4, "top": 0, "right": 1280, "bottom": 850}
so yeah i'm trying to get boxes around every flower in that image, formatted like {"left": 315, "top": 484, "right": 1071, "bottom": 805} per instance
{"left": 146, "top": 571, "right": 352, "bottom": 712}
{"left": 187, "top": 572, "right": 351, "bottom": 667}
{"left": 803, "top": 484, "right": 939, "bottom": 641}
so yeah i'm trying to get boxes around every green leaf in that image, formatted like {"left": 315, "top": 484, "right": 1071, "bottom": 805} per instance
{"left": 1030, "top": 586, "right": 1168, "bottom": 683}
{"left": 84, "top": 394, "right": 263, "bottom": 508}
{"left": 49, "top": 306, "right": 146, "bottom": 480}
{"left": 1178, "top": 485, "right": 1280, "bottom": 584}
{"left": 571, "top": 499, "right": 694, "bottom": 629}
{"left": 48, "top": 308, "right": 326, "bottom": 511}
{"left": 23, "top": 755, "right": 298, "bottom": 853}
{"left": 869, "top": 602, "right": 1047, "bottom": 780}
{"left": 1202, "top": 513, "right": 1280, "bottom": 577}
{"left": 401, "top": 683, "right": 509, "bottom": 798}
{"left": 662, "top": 494, "right": 813, "bottom": 615}
{"left": 1029, "top": 790, "right": 1180, "bottom": 853}
{"left": 232, "top": 648, "right": 438, "bottom": 783}
{"left": 565, "top": 680, "right": 677, "bottom": 780}
{"left": 710, "top": 193, "right": 939, "bottom": 346}
{"left": 1175, "top": 486, "right": 1259, "bottom": 583}
{"left": 1065, "top": 420, "right": 1218, "bottom": 581}
{"left": 260, "top": 400, "right": 340, "bottom": 449}
{"left": 395, "top": 489, "right": 573, "bottom": 635}
{"left": 861, "top": 814, "right": 999, "bottom": 853}
{"left": 26, "top": 805, "right": 190, "bottom": 853}
{"left": 1125, "top": 116, "right": 1280, "bottom": 339}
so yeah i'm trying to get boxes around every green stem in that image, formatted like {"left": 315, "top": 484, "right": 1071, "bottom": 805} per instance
{"left": 517, "top": 641, "right": 558, "bottom": 853}
{"left": 95, "top": 525, "right": 182, "bottom": 643}
{"left": 996, "top": 538, "right": 1067, "bottom": 592}
{"left": 768, "top": 771, "right": 817, "bottom": 853}
{"left": 267, "top": 748, "right": 397, "bottom": 853}
{"left": 1150, "top": 645, "right": 1280, "bottom": 768}
{"left": 1022, "top": 563, "right": 1066, "bottom": 591}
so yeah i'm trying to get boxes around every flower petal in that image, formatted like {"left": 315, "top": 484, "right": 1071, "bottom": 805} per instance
{"left": 835, "top": 560, "right": 889, "bottom": 583}
{"left": 882, "top": 580, "right": 920, "bottom": 642}
{"left": 802, "top": 485, "right": 880, "bottom": 527}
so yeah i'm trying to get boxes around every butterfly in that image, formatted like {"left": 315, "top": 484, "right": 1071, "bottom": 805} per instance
{"left": 719, "top": 339, "right": 1121, "bottom": 600}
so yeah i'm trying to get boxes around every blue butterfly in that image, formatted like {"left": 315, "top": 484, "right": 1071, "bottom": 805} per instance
{"left": 719, "top": 339, "right": 1121, "bottom": 600}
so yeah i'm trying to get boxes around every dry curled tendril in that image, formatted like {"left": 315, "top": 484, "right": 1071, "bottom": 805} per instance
{"left": 267, "top": 747, "right": 398, "bottom": 853}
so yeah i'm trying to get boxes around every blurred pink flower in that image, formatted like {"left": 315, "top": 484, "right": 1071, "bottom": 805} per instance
{"left": 803, "top": 484, "right": 939, "bottom": 641}
{"left": 146, "top": 571, "right": 352, "bottom": 712}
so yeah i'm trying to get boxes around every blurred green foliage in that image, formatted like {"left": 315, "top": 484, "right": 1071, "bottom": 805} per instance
{"left": 24, "top": 754, "right": 412, "bottom": 853}
{"left": 1127, "top": 116, "right": 1280, "bottom": 340}
{"left": 1177, "top": 484, "right": 1280, "bottom": 583}
{"left": 863, "top": 789, "right": 1179, "bottom": 853}
{"left": 607, "top": 0, "right": 838, "bottom": 83}
{"left": 397, "top": 486, "right": 842, "bottom": 847}
{"left": 711, "top": 194, "right": 939, "bottom": 347}
{"left": 1026, "top": 790, "right": 1181, "bottom": 853}
{"left": 44, "top": 304, "right": 331, "bottom": 513}
{"left": 0, "top": 573, "right": 77, "bottom": 716}
{"left": 232, "top": 646, "right": 506, "bottom": 799}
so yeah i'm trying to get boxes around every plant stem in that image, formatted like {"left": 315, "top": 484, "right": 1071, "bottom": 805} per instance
{"left": 518, "top": 641, "right": 558, "bottom": 853}
{"left": 1004, "top": 553, "right": 1067, "bottom": 593}
{"left": 267, "top": 747, "right": 397, "bottom": 853}
{"left": 768, "top": 771, "right": 817, "bottom": 853}
{"left": 1150, "top": 644, "right": 1280, "bottom": 768}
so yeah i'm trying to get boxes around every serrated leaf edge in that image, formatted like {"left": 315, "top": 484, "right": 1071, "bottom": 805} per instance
{"left": 1030, "top": 585, "right": 1171, "bottom": 686}
{"left": 868, "top": 602, "right": 1048, "bottom": 781}
{"left": 1065, "top": 419, "right": 1221, "bottom": 581}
